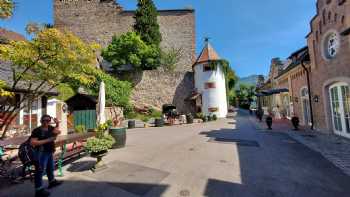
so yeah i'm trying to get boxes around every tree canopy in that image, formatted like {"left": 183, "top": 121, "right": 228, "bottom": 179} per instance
{"left": 0, "top": 28, "right": 99, "bottom": 138}
{"left": 134, "top": 0, "right": 162, "bottom": 46}
{"left": 0, "top": 0, "right": 14, "bottom": 19}
{"left": 101, "top": 32, "right": 160, "bottom": 71}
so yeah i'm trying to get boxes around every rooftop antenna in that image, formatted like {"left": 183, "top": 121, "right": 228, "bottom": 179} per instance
{"left": 204, "top": 37, "right": 211, "bottom": 43}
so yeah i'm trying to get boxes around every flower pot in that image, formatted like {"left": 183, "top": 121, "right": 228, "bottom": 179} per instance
{"left": 128, "top": 120, "right": 136, "bottom": 129}
{"left": 291, "top": 117, "right": 300, "bottom": 130}
{"left": 266, "top": 116, "right": 273, "bottom": 130}
{"left": 90, "top": 150, "right": 108, "bottom": 172}
{"left": 186, "top": 114, "right": 194, "bottom": 124}
{"left": 109, "top": 127, "right": 126, "bottom": 149}
{"left": 203, "top": 116, "right": 208, "bottom": 122}
{"left": 207, "top": 116, "right": 212, "bottom": 121}
{"left": 155, "top": 118, "right": 164, "bottom": 127}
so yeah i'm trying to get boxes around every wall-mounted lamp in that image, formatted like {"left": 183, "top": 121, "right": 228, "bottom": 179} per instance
{"left": 294, "top": 97, "right": 299, "bottom": 103}
{"left": 313, "top": 95, "right": 319, "bottom": 103}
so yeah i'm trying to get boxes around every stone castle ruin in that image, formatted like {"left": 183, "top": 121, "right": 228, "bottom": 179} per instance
{"left": 54, "top": 0, "right": 196, "bottom": 113}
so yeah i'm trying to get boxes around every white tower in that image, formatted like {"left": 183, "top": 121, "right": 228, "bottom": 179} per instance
{"left": 193, "top": 40, "right": 228, "bottom": 118}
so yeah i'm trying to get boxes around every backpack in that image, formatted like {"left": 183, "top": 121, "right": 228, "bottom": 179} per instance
{"left": 18, "top": 138, "right": 37, "bottom": 166}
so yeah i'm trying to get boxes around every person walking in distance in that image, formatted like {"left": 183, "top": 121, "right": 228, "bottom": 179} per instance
{"left": 30, "top": 115, "right": 63, "bottom": 197}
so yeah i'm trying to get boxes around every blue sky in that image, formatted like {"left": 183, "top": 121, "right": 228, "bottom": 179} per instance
{"left": 0, "top": 0, "right": 316, "bottom": 77}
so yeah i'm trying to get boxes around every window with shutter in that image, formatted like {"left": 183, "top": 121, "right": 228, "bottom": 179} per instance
{"left": 208, "top": 107, "right": 219, "bottom": 112}
{"left": 205, "top": 82, "right": 216, "bottom": 89}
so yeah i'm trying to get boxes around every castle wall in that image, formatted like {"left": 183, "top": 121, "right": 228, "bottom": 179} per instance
{"left": 54, "top": 0, "right": 196, "bottom": 113}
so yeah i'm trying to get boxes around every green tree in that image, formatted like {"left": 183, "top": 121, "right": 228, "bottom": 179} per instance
{"left": 160, "top": 47, "right": 183, "bottom": 71}
{"left": 0, "top": 0, "right": 14, "bottom": 97}
{"left": 81, "top": 67, "right": 132, "bottom": 108}
{"left": 0, "top": 0, "right": 14, "bottom": 19}
{"left": 133, "top": 0, "right": 162, "bottom": 46}
{"left": 0, "top": 28, "right": 99, "bottom": 138}
{"left": 102, "top": 32, "right": 160, "bottom": 71}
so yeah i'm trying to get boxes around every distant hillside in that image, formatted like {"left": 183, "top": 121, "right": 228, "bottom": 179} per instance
{"left": 235, "top": 75, "right": 261, "bottom": 89}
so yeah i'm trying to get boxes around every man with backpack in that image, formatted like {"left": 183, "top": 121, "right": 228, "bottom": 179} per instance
{"left": 30, "top": 115, "right": 63, "bottom": 197}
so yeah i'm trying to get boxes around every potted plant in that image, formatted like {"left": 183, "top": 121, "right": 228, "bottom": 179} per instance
{"left": 207, "top": 115, "right": 212, "bottom": 121}
{"left": 291, "top": 116, "right": 300, "bottom": 130}
{"left": 266, "top": 116, "right": 273, "bottom": 130}
{"left": 155, "top": 117, "right": 164, "bottom": 127}
{"left": 186, "top": 113, "right": 194, "bottom": 124}
{"left": 107, "top": 117, "right": 127, "bottom": 149}
{"left": 128, "top": 120, "right": 136, "bottom": 129}
{"left": 212, "top": 114, "right": 218, "bottom": 121}
{"left": 85, "top": 123, "right": 115, "bottom": 171}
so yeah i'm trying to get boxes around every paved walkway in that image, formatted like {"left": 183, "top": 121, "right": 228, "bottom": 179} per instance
{"left": 1, "top": 110, "right": 350, "bottom": 197}
{"left": 249, "top": 113, "right": 350, "bottom": 176}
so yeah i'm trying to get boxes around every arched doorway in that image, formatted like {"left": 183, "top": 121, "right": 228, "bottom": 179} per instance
{"left": 300, "top": 87, "right": 311, "bottom": 126}
{"left": 329, "top": 82, "right": 350, "bottom": 138}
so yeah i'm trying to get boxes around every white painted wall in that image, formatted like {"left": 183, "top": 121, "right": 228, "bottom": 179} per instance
{"left": 47, "top": 98, "right": 68, "bottom": 135}
{"left": 46, "top": 99, "right": 58, "bottom": 118}
{"left": 194, "top": 63, "right": 228, "bottom": 118}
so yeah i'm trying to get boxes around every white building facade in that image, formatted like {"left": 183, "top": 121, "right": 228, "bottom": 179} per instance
{"left": 193, "top": 41, "right": 228, "bottom": 118}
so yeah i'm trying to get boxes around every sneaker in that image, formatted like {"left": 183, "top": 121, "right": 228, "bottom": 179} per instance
{"left": 48, "top": 180, "right": 63, "bottom": 189}
{"left": 35, "top": 189, "right": 50, "bottom": 197}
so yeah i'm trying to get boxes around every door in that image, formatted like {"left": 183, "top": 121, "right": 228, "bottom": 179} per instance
{"left": 282, "top": 95, "right": 291, "bottom": 118}
{"left": 329, "top": 83, "right": 350, "bottom": 138}
{"left": 73, "top": 110, "right": 97, "bottom": 131}
{"left": 301, "top": 88, "right": 311, "bottom": 126}
{"left": 302, "top": 99, "right": 311, "bottom": 125}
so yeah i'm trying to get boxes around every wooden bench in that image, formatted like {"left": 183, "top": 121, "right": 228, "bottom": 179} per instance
{"left": 0, "top": 132, "right": 95, "bottom": 179}
{"left": 54, "top": 132, "right": 95, "bottom": 176}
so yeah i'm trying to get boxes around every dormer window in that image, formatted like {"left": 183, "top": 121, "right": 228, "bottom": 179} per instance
{"left": 203, "top": 63, "right": 214, "bottom": 72}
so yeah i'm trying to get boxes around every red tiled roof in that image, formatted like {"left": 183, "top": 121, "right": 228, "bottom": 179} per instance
{"left": 193, "top": 42, "right": 220, "bottom": 66}
{"left": 0, "top": 28, "right": 26, "bottom": 41}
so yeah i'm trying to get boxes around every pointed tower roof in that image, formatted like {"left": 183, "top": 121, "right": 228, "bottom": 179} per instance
{"left": 193, "top": 38, "right": 221, "bottom": 66}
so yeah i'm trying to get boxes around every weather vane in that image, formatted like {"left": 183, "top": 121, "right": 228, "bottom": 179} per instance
{"left": 204, "top": 37, "right": 211, "bottom": 42}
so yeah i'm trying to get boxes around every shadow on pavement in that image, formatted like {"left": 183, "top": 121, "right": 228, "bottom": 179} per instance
{"left": 0, "top": 179, "right": 169, "bottom": 197}
{"left": 67, "top": 161, "right": 96, "bottom": 172}
{"left": 201, "top": 110, "right": 350, "bottom": 197}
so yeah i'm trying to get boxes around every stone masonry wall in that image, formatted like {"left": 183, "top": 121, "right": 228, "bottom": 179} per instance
{"left": 54, "top": 0, "right": 196, "bottom": 113}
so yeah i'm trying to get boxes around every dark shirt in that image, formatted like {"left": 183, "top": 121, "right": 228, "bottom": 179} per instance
{"left": 30, "top": 126, "right": 56, "bottom": 153}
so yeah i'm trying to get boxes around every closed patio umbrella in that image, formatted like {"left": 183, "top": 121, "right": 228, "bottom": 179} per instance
{"left": 97, "top": 81, "right": 106, "bottom": 125}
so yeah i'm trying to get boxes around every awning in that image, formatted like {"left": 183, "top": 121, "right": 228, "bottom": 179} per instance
{"left": 257, "top": 88, "right": 289, "bottom": 96}
{"left": 162, "top": 104, "right": 177, "bottom": 113}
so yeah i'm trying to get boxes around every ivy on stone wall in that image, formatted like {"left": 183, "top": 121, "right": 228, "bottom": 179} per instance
{"left": 208, "top": 59, "right": 238, "bottom": 105}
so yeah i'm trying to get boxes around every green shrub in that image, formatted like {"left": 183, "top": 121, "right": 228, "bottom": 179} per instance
{"left": 75, "top": 125, "right": 86, "bottom": 133}
{"left": 213, "top": 114, "right": 218, "bottom": 121}
{"left": 101, "top": 32, "right": 160, "bottom": 71}
{"left": 85, "top": 135, "right": 115, "bottom": 153}
{"left": 196, "top": 113, "right": 204, "bottom": 119}
{"left": 150, "top": 108, "right": 162, "bottom": 118}
{"left": 85, "top": 123, "right": 116, "bottom": 153}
